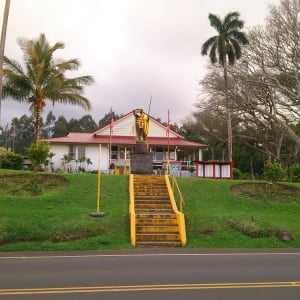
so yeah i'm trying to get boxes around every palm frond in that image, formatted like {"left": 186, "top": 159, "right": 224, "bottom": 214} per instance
{"left": 209, "top": 43, "right": 218, "bottom": 64}
{"left": 230, "top": 31, "right": 249, "bottom": 45}
{"left": 203, "top": 11, "right": 248, "bottom": 68}
{"left": 227, "top": 47, "right": 236, "bottom": 65}
{"left": 201, "top": 36, "right": 218, "bottom": 55}
{"left": 51, "top": 93, "right": 91, "bottom": 110}
{"left": 208, "top": 13, "right": 222, "bottom": 33}
{"left": 3, "top": 56, "right": 24, "bottom": 74}
{"left": 56, "top": 59, "right": 80, "bottom": 72}
{"left": 4, "top": 33, "right": 94, "bottom": 141}
{"left": 229, "top": 38, "right": 242, "bottom": 60}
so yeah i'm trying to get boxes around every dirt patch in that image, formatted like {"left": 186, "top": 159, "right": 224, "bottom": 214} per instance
{"left": 0, "top": 173, "right": 68, "bottom": 197}
{"left": 230, "top": 182, "right": 300, "bottom": 202}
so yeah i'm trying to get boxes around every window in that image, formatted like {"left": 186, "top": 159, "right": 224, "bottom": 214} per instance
{"left": 111, "top": 146, "right": 118, "bottom": 160}
{"left": 120, "top": 148, "right": 125, "bottom": 159}
{"left": 77, "top": 145, "right": 86, "bottom": 160}
{"left": 155, "top": 147, "right": 163, "bottom": 160}
{"left": 68, "top": 145, "right": 86, "bottom": 160}
{"left": 165, "top": 149, "right": 175, "bottom": 160}
{"left": 125, "top": 148, "right": 132, "bottom": 159}
{"left": 120, "top": 147, "right": 132, "bottom": 159}
{"left": 68, "top": 145, "right": 75, "bottom": 159}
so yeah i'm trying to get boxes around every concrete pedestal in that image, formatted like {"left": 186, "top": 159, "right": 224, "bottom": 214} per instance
{"left": 130, "top": 142, "right": 153, "bottom": 174}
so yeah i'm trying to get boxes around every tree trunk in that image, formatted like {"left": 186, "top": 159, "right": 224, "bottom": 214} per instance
{"left": 223, "top": 57, "right": 233, "bottom": 163}
{"left": 35, "top": 102, "right": 42, "bottom": 142}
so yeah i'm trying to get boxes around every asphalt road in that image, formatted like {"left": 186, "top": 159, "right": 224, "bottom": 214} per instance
{"left": 1, "top": 248, "right": 300, "bottom": 300}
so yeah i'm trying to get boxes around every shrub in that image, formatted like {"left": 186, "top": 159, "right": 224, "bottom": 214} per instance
{"left": 263, "top": 161, "right": 285, "bottom": 183}
{"left": 227, "top": 218, "right": 276, "bottom": 238}
{"left": 289, "top": 163, "right": 300, "bottom": 182}
{"left": 26, "top": 142, "right": 50, "bottom": 172}
{"left": 1, "top": 152, "right": 23, "bottom": 170}
{"left": 233, "top": 168, "right": 242, "bottom": 179}
{"left": 0, "top": 147, "right": 8, "bottom": 168}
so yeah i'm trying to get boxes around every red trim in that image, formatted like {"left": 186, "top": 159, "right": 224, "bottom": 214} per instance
{"left": 45, "top": 133, "right": 208, "bottom": 148}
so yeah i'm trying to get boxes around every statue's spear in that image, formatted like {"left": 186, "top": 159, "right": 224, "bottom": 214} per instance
{"left": 147, "top": 94, "right": 152, "bottom": 115}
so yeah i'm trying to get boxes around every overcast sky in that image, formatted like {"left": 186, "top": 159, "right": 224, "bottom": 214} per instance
{"left": 0, "top": 0, "right": 281, "bottom": 127}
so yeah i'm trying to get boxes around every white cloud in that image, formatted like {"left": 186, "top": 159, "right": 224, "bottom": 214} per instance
{"left": 0, "top": 0, "right": 281, "bottom": 127}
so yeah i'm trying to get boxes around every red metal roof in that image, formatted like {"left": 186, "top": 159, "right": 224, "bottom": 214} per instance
{"left": 46, "top": 132, "right": 208, "bottom": 149}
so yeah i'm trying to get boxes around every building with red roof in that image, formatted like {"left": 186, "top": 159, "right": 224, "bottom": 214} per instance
{"left": 46, "top": 111, "right": 208, "bottom": 175}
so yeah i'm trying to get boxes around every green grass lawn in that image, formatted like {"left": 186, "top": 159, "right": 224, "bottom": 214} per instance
{"left": 1, "top": 169, "right": 300, "bottom": 251}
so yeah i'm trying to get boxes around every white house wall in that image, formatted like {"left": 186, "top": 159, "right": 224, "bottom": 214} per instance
{"left": 49, "top": 144, "right": 109, "bottom": 172}
{"left": 95, "top": 113, "right": 178, "bottom": 138}
{"left": 50, "top": 144, "right": 68, "bottom": 171}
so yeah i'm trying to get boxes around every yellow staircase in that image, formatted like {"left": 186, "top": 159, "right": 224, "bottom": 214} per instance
{"left": 129, "top": 174, "right": 186, "bottom": 247}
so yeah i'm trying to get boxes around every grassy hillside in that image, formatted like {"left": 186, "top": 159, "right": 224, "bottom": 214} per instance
{"left": 0, "top": 169, "right": 300, "bottom": 251}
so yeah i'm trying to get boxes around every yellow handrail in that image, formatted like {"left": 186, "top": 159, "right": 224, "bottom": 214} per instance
{"left": 164, "top": 175, "right": 186, "bottom": 246}
{"left": 171, "top": 174, "right": 184, "bottom": 212}
{"left": 129, "top": 174, "right": 136, "bottom": 246}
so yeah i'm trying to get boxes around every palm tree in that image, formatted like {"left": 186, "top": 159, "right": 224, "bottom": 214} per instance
{"left": 201, "top": 12, "right": 249, "bottom": 164}
{"left": 3, "top": 33, "right": 94, "bottom": 141}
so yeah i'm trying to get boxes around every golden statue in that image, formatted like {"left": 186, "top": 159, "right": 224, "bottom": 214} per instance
{"left": 133, "top": 106, "right": 149, "bottom": 142}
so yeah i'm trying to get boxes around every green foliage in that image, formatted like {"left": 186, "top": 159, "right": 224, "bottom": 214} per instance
{"left": 233, "top": 168, "right": 242, "bottom": 179}
{"left": 0, "top": 147, "right": 7, "bottom": 157}
{"left": 227, "top": 218, "right": 276, "bottom": 238}
{"left": 263, "top": 161, "right": 285, "bottom": 183}
{"left": 3, "top": 33, "right": 94, "bottom": 141}
{"left": 26, "top": 142, "right": 50, "bottom": 171}
{"left": 1, "top": 152, "right": 23, "bottom": 170}
{"left": 289, "top": 163, "right": 300, "bottom": 182}
{"left": 0, "top": 147, "right": 8, "bottom": 167}
{"left": 63, "top": 154, "right": 73, "bottom": 163}
{"left": 10, "top": 115, "right": 36, "bottom": 154}
{"left": 188, "top": 165, "right": 195, "bottom": 173}
{"left": 201, "top": 12, "right": 249, "bottom": 66}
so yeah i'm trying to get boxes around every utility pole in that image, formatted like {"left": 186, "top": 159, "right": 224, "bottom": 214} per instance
{"left": 0, "top": 0, "right": 11, "bottom": 128}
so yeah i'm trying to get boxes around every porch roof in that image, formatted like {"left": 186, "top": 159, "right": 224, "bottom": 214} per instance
{"left": 46, "top": 132, "right": 208, "bottom": 149}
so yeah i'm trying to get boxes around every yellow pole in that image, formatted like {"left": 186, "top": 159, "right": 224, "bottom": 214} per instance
{"left": 96, "top": 144, "right": 101, "bottom": 212}
{"left": 167, "top": 109, "right": 170, "bottom": 175}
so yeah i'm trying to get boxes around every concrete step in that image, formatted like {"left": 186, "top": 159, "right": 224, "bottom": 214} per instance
{"left": 134, "top": 190, "right": 169, "bottom": 197}
{"left": 135, "top": 209, "right": 174, "bottom": 214}
{"left": 133, "top": 180, "right": 165, "bottom": 184}
{"left": 136, "top": 218, "right": 178, "bottom": 226}
{"left": 136, "top": 191, "right": 168, "bottom": 196}
{"left": 134, "top": 191, "right": 169, "bottom": 198}
{"left": 135, "top": 200, "right": 171, "bottom": 206}
{"left": 136, "top": 232, "right": 180, "bottom": 241}
{"left": 135, "top": 187, "right": 168, "bottom": 191}
{"left": 136, "top": 213, "right": 177, "bottom": 219}
{"left": 132, "top": 174, "right": 183, "bottom": 247}
{"left": 135, "top": 204, "right": 172, "bottom": 210}
{"left": 136, "top": 241, "right": 182, "bottom": 247}
{"left": 136, "top": 225, "right": 179, "bottom": 233}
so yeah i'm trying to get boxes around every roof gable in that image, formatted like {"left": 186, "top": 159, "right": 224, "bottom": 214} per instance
{"left": 94, "top": 112, "right": 180, "bottom": 138}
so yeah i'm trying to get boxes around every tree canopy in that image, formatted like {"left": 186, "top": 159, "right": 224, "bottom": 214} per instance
{"left": 2, "top": 33, "right": 94, "bottom": 141}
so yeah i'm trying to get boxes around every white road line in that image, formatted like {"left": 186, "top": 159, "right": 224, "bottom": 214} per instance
{"left": 0, "top": 251, "right": 300, "bottom": 260}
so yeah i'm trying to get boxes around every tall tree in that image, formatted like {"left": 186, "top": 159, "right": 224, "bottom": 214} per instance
{"left": 98, "top": 110, "right": 120, "bottom": 128}
{"left": 42, "top": 111, "right": 56, "bottom": 138}
{"left": 52, "top": 116, "right": 68, "bottom": 138}
{"left": 11, "top": 114, "right": 35, "bottom": 154}
{"left": 2, "top": 33, "right": 94, "bottom": 141}
{"left": 77, "top": 114, "right": 97, "bottom": 132}
{"left": 201, "top": 12, "right": 249, "bottom": 163}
